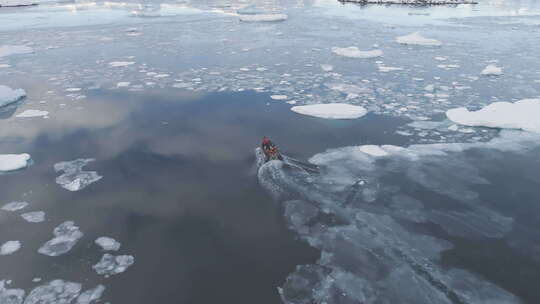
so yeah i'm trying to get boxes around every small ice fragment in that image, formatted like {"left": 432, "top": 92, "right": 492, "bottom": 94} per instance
{"left": 95, "top": 237, "right": 121, "bottom": 251}
{"left": 396, "top": 32, "right": 442, "bottom": 46}
{"left": 1, "top": 201, "right": 28, "bottom": 211}
{"left": 21, "top": 211, "right": 45, "bottom": 223}
{"left": 65, "top": 88, "right": 81, "bottom": 92}
{"left": 238, "top": 14, "right": 288, "bottom": 22}
{"left": 481, "top": 64, "right": 503, "bottom": 76}
{"left": 434, "top": 56, "right": 447, "bottom": 61}
{"left": 15, "top": 110, "right": 49, "bottom": 118}
{"left": 116, "top": 82, "right": 130, "bottom": 88}
{"left": 378, "top": 66, "right": 403, "bottom": 72}
{"left": 76, "top": 285, "right": 105, "bottom": 304}
{"left": 332, "top": 47, "right": 383, "bottom": 59}
{"left": 448, "top": 124, "right": 459, "bottom": 131}
{"left": 93, "top": 253, "right": 135, "bottom": 277}
{"left": 291, "top": 104, "right": 367, "bottom": 119}
{"left": 54, "top": 159, "right": 102, "bottom": 191}
{"left": 109, "top": 61, "right": 135, "bottom": 67}
{"left": 0, "top": 85, "right": 26, "bottom": 108}
{"left": 0, "top": 241, "right": 21, "bottom": 255}
{"left": 359, "top": 145, "right": 389, "bottom": 157}
{"left": 38, "top": 221, "right": 83, "bottom": 257}
{"left": 320, "top": 64, "right": 333, "bottom": 72}
{"left": 270, "top": 95, "right": 288, "bottom": 100}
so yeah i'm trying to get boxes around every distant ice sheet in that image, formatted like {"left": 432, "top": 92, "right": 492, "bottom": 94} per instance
{"left": 21, "top": 211, "right": 45, "bottom": 223}
{"left": 331, "top": 47, "right": 383, "bottom": 59}
{"left": 396, "top": 32, "right": 442, "bottom": 46}
{"left": 2, "top": 201, "right": 28, "bottom": 211}
{"left": 0, "top": 45, "right": 33, "bottom": 58}
{"left": 0, "top": 85, "right": 26, "bottom": 108}
{"left": 95, "top": 237, "right": 121, "bottom": 251}
{"left": 291, "top": 103, "right": 367, "bottom": 119}
{"left": 0, "top": 154, "right": 31, "bottom": 172}
{"left": 446, "top": 99, "right": 540, "bottom": 133}
{"left": 38, "top": 221, "right": 83, "bottom": 256}
{"left": 54, "top": 159, "right": 102, "bottom": 191}
{"left": 93, "top": 254, "right": 134, "bottom": 277}
{"left": 1, "top": 240, "right": 21, "bottom": 255}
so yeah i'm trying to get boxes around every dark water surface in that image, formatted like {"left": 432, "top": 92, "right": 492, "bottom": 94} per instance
{"left": 0, "top": 89, "right": 407, "bottom": 303}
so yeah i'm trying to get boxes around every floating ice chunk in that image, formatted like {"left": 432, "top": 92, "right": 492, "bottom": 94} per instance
{"left": 0, "top": 45, "right": 33, "bottom": 58}
{"left": 396, "top": 32, "right": 442, "bottom": 46}
{"left": 2, "top": 201, "right": 28, "bottom": 211}
{"left": 291, "top": 104, "right": 367, "bottom": 119}
{"left": 480, "top": 64, "right": 503, "bottom": 76}
{"left": 109, "top": 61, "right": 135, "bottom": 67}
{"left": 38, "top": 221, "right": 83, "bottom": 257}
{"left": 1, "top": 241, "right": 21, "bottom": 255}
{"left": 24, "top": 280, "right": 81, "bottom": 304}
{"left": 434, "top": 56, "right": 447, "bottom": 61}
{"left": 75, "top": 285, "right": 105, "bottom": 304}
{"left": 320, "top": 64, "right": 333, "bottom": 72}
{"left": 15, "top": 110, "right": 49, "bottom": 118}
{"left": 446, "top": 99, "right": 540, "bottom": 133}
{"left": 270, "top": 95, "right": 288, "bottom": 100}
{"left": 21, "top": 211, "right": 45, "bottom": 223}
{"left": 448, "top": 124, "right": 459, "bottom": 131}
{"left": 93, "top": 253, "right": 134, "bottom": 277}
{"left": 0, "top": 85, "right": 26, "bottom": 108}
{"left": 65, "top": 88, "right": 81, "bottom": 92}
{"left": 359, "top": 145, "right": 389, "bottom": 157}
{"left": 239, "top": 14, "right": 288, "bottom": 22}
{"left": 331, "top": 47, "right": 383, "bottom": 59}
{"left": 116, "top": 82, "right": 130, "bottom": 88}
{"left": 95, "top": 237, "right": 121, "bottom": 251}
{"left": 54, "top": 159, "right": 102, "bottom": 191}
{"left": 0, "top": 280, "right": 24, "bottom": 304}
{"left": 378, "top": 65, "right": 403, "bottom": 72}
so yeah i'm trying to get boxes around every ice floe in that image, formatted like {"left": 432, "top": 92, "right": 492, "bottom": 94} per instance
{"left": 0, "top": 154, "right": 31, "bottom": 172}
{"left": 320, "top": 64, "right": 333, "bottom": 72}
{"left": 291, "top": 103, "right": 367, "bottom": 119}
{"left": 0, "top": 45, "right": 33, "bottom": 58}
{"left": 0, "top": 241, "right": 21, "bottom": 255}
{"left": 238, "top": 14, "right": 288, "bottom": 22}
{"left": 481, "top": 64, "right": 503, "bottom": 76}
{"left": 21, "top": 211, "right": 45, "bottom": 223}
{"left": 38, "top": 221, "right": 83, "bottom": 257}
{"left": 15, "top": 110, "right": 49, "bottom": 118}
{"left": 95, "top": 237, "right": 121, "bottom": 251}
{"left": 93, "top": 253, "right": 134, "bottom": 277}
{"left": 109, "top": 61, "right": 135, "bottom": 67}
{"left": 447, "top": 99, "right": 540, "bottom": 133}
{"left": 24, "top": 280, "right": 81, "bottom": 304}
{"left": 396, "top": 32, "right": 442, "bottom": 46}
{"left": 0, "top": 85, "right": 26, "bottom": 108}
{"left": 1, "top": 201, "right": 28, "bottom": 211}
{"left": 359, "top": 145, "right": 389, "bottom": 156}
{"left": 75, "top": 285, "right": 105, "bottom": 304}
{"left": 0, "top": 280, "right": 24, "bottom": 304}
{"left": 54, "top": 159, "right": 102, "bottom": 191}
{"left": 270, "top": 95, "right": 288, "bottom": 100}
{"left": 331, "top": 47, "right": 383, "bottom": 59}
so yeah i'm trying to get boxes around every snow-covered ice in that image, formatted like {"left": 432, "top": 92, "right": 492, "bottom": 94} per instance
{"left": 0, "top": 154, "right": 31, "bottom": 172}
{"left": 291, "top": 103, "right": 367, "bottom": 119}
{"left": 359, "top": 145, "right": 389, "bottom": 156}
{"left": 95, "top": 237, "right": 121, "bottom": 251}
{"left": 75, "top": 285, "right": 105, "bottom": 304}
{"left": 38, "top": 221, "right": 83, "bottom": 256}
{"left": 0, "top": 241, "right": 21, "bottom": 255}
{"left": 1, "top": 201, "right": 28, "bottom": 211}
{"left": 21, "top": 211, "right": 45, "bottom": 223}
{"left": 15, "top": 109, "right": 49, "bottom": 118}
{"left": 0, "top": 45, "right": 33, "bottom": 58}
{"left": 0, "top": 85, "right": 26, "bottom": 108}
{"left": 331, "top": 47, "right": 383, "bottom": 59}
{"left": 270, "top": 95, "right": 288, "bottom": 100}
{"left": 54, "top": 159, "right": 102, "bottom": 191}
{"left": 238, "top": 14, "right": 288, "bottom": 22}
{"left": 0, "top": 280, "right": 24, "bottom": 304}
{"left": 396, "top": 32, "right": 442, "bottom": 46}
{"left": 93, "top": 253, "right": 134, "bottom": 277}
{"left": 446, "top": 99, "right": 540, "bottom": 133}
{"left": 24, "top": 280, "right": 81, "bottom": 304}
{"left": 481, "top": 64, "right": 503, "bottom": 76}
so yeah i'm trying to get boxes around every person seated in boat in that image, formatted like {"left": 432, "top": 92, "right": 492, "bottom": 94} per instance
{"left": 261, "top": 136, "right": 275, "bottom": 151}
{"left": 261, "top": 136, "right": 281, "bottom": 161}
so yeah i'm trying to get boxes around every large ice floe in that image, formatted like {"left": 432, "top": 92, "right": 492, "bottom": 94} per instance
{"left": 0, "top": 280, "right": 24, "bottom": 303}
{"left": 0, "top": 280, "right": 105, "bottom": 304}
{"left": 0, "top": 154, "right": 31, "bottom": 172}
{"left": 291, "top": 104, "right": 367, "bottom": 119}
{"left": 54, "top": 159, "right": 102, "bottom": 191}
{"left": 480, "top": 64, "right": 503, "bottom": 76}
{"left": 257, "top": 130, "right": 540, "bottom": 304}
{"left": 21, "top": 211, "right": 45, "bottom": 223}
{"left": 0, "top": 85, "right": 26, "bottom": 108}
{"left": 396, "top": 32, "right": 442, "bottom": 46}
{"left": 0, "top": 240, "right": 21, "bottom": 255}
{"left": 331, "top": 47, "right": 383, "bottom": 59}
{"left": 93, "top": 254, "right": 134, "bottom": 277}
{"left": 38, "top": 221, "right": 83, "bottom": 256}
{"left": 446, "top": 98, "right": 540, "bottom": 133}
{"left": 95, "top": 237, "right": 121, "bottom": 251}
{"left": 1, "top": 201, "right": 28, "bottom": 211}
